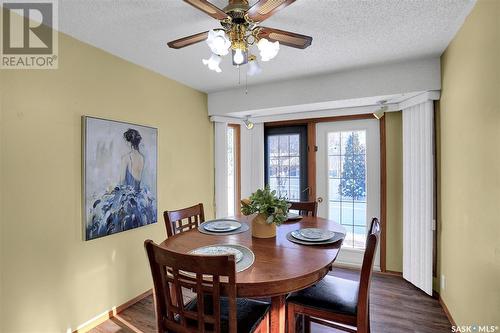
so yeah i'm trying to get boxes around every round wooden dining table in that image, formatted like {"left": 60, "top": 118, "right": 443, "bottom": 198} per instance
{"left": 160, "top": 214, "right": 346, "bottom": 333}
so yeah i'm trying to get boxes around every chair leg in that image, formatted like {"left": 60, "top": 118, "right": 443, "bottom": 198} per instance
{"left": 287, "top": 303, "right": 296, "bottom": 333}
{"left": 303, "top": 316, "right": 311, "bottom": 333}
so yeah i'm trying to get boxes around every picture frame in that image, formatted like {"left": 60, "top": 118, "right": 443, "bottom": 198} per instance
{"left": 82, "top": 116, "right": 158, "bottom": 241}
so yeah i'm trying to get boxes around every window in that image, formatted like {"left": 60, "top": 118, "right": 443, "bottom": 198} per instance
{"left": 327, "top": 130, "right": 367, "bottom": 248}
{"left": 227, "top": 124, "right": 240, "bottom": 216}
{"left": 265, "top": 126, "right": 308, "bottom": 201}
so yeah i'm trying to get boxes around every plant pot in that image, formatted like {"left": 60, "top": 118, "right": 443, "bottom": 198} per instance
{"left": 252, "top": 213, "right": 276, "bottom": 238}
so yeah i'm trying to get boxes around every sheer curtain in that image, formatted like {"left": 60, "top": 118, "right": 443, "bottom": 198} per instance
{"left": 214, "top": 122, "right": 228, "bottom": 218}
{"left": 214, "top": 121, "right": 264, "bottom": 217}
{"left": 402, "top": 101, "right": 434, "bottom": 295}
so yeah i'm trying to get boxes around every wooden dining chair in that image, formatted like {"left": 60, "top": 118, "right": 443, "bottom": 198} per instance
{"left": 286, "top": 218, "right": 381, "bottom": 333}
{"left": 163, "top": 203, "right": 205, "bottom": 237}
{"left": 144, "top": 240, "right": 270, "bottom": 333}
{"left": 288, "top": 201, "right": 318, "bottom": 217}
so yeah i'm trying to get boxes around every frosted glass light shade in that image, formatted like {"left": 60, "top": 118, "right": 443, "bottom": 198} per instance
{"left": 247, "top": 58, "right": 262, "bottom": 76}
{"left": 202, "top": 53, "right": 222, "bottom": 73}
{"left": 233, "top": 49, "right": 245, "bottom": 65}
{"left": 257, "top": 38, "right": 279, "bottom": 62}
{"left": 206, "top": 29, "right": 231, "bottom": 56}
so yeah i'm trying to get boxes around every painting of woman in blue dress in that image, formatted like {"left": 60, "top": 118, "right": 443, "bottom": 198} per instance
{"left": 84, "top": 117, "right": 157, "bottom": 241}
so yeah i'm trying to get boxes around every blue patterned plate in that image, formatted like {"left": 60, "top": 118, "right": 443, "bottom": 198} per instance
{"left": 189, "top": 245, "right": 243, "bottom": 263}
{"left": 287, "top": 212, "right": 302, "bottom": 220}
{"left": 292, "top": 228, "right": 337, "bottom": 242}
{"left": 188, "top": 244, "right": 255, "bottom": 272}
{"left": 203, "top": 219, "right": 241, "bottom": 232}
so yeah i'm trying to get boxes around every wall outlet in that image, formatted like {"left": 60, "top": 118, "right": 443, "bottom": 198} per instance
{"left": 441, "top": 274, "right": 446, "bottom": 290}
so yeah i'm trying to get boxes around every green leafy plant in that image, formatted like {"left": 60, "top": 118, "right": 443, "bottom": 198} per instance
{"left": 241, "top": 186, "right": 290, "bottom": 225}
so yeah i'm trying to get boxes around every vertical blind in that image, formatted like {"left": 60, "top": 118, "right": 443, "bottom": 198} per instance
{"left": 241, "top": 123, "right": 265, "bottom": 199}
{"left": 402, "top": 101, "right": 434, "bottom": 295}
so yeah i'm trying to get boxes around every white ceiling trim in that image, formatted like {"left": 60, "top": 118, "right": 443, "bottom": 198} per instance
{"left": 208, "top": 57, "right": 442, "bottom": 116}
{"left": 399, "top": 91, "right": 441, "bottom": 110}
{"left": 210, "top": 104, "right": 400, "bottom": 124}
{"left": 209, "top": 90, "right": 440, "bottom": 124}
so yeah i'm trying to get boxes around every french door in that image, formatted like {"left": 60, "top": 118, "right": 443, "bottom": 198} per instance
{"left": 316, "top": 119, "right": 380, "bottom": 269}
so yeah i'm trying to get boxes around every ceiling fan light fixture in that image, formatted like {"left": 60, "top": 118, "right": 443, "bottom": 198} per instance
{"left": 247, "top": 55, "right": 262, "bottom": 76}
{"left": 202, "top": 53, "right": 222, "bottom": 73}
{"left": 167, "top": 0, "right": 313, "bottom": 77}
{"left": 232, "top": 48, "right": 246, "bottom": 65}
{"left": 206, "top": 29, "right": 231, "bottom": 56}
{"left": 257, "top": 38, "right": 279, "bottom": 62}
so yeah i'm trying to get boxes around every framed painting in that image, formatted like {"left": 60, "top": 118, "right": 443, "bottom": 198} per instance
{"left": 83, "top": 116, "right": 158, "bottom": 240}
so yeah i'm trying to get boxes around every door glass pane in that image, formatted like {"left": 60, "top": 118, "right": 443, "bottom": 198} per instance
{"left": 327, "top": 130, "right": 367, "bottom": 248}
{"left": 266, "top": 133, "right": 300, "bottom": 200}
{"left": 269, "top": 136, "right": 279, "bottom": 157}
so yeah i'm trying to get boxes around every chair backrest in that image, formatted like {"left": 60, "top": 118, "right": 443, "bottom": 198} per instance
{"left": 357, "top": 218, "right": 381, "bottom": 325}
{"left": 145, "top": 240, "right": 237, "bottom": 333}
{"left": 288, "top": 201, "right": 318, "bottom": 217}
{"left": 163, "top": 203, "right": 205, "bottom": 237}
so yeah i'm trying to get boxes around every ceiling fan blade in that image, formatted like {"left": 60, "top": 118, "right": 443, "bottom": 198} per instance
{"left": 256, "top": 27, "right": 312, "bottom": 49}
{"left": 183, "top": 0, "right": 229, "bottom": 20}
{"left": 247, "top": 0, "right": 296, "bottom": 23}
{"left": 167, "top": 31, "right": 209, "bottom": 49}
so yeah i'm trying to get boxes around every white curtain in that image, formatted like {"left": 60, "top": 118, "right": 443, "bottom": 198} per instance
{"left": 402, "top": 101, "right": 434, "bottom": 296}
{"left": 241, "top": 123, "right": 264, "bottom": 199}
{"left": 214, "top": 122, "right": 228, "bottom": 218}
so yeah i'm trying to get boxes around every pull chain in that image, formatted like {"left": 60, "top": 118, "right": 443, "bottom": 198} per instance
{"left": 245, "top": 69, "right": 248, "bottom": 95}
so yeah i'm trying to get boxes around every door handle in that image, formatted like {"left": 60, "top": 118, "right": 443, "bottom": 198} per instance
{"left": 317, "top": 197, "right": 324, "bottom": 203}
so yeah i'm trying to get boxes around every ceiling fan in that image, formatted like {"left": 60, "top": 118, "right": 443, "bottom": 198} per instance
{"left": 167, "top": 0, "right": 313, "bottom": 75}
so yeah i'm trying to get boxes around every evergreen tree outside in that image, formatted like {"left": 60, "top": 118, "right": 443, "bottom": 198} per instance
{"left": 339, "top": 132, "right": 366, "bottom": 200}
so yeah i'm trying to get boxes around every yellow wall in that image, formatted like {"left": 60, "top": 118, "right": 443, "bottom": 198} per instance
{"left": 385, "top": 112, "right": 403, "bottom": 273}
{"left": 439, "top": 0, "right": 500, "bottom": 325}
{"left": 0, "top": 29, "right": 214, "bottom": 332}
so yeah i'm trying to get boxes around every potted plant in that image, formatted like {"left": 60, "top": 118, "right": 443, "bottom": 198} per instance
{"left": 241, "top": 186, "right": 289, "bottom": 238}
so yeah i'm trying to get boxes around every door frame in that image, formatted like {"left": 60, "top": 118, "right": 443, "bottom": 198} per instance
{"left": 265, "top": 113, "right": 387, "bottom": 272}
{"left": 228, "top": 123, "right": 241, "bottom": 215}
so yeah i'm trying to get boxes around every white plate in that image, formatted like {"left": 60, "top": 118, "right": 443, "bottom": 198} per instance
{"left": 292, "top": 228, "right": 337, "bottom": 242}
{"left": 287, "top": 212, "right": 302, "bottom": 220}
{"left": 189, "top": 245, "right": 244, "bottom": 263}
{"left": 203, "top": 219, "right": 241, "bottom": 232}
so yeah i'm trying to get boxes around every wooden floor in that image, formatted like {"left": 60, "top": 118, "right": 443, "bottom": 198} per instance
{"left": 91, "top": 268, "right": 451, "bottom": 333}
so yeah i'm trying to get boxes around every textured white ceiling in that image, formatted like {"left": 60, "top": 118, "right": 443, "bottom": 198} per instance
{"left": 58, "top": 0, "right": 475, "bottom": 92}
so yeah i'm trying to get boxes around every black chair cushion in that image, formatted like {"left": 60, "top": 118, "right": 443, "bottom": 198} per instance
{"left": 184, "top": 296, "right": 270, "bottom": 333}
{"left": 287, "top": 275, "right": 359, "bottom": 316}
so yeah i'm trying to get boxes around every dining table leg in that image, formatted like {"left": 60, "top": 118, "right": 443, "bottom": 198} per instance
{"left": 270, "top": 295, "right": 286, "bottom": 333}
